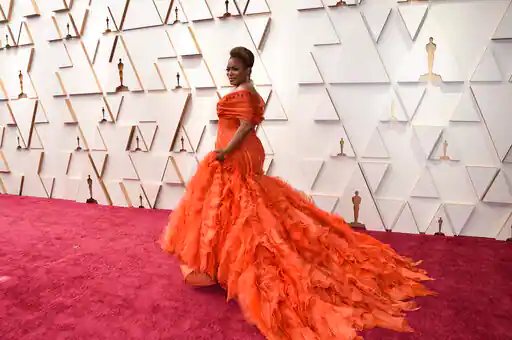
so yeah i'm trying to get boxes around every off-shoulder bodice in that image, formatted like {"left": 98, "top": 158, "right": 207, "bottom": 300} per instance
{"left": 216, "top": 90, "right": 265, "bottom": 125}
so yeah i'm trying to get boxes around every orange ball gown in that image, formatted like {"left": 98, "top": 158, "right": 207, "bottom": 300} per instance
{"left": 161, "top": 90, "right": 434, "bottom": 340}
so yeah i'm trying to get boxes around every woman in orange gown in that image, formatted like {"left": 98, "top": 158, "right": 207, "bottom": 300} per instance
{"left": 161, "top": 47, "right": 434, "bottom": 340}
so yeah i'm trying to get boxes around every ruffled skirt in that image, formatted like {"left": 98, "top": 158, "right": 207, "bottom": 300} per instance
{"left": 161, "top": 152, "right": 434, "bottom": 340}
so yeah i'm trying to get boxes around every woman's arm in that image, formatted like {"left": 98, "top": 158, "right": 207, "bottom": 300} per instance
{"left": 216, "top": 120, "right": 255, "bottom": 160}
{"left": 224, "top": 120, "right": 255, "bottom": 154}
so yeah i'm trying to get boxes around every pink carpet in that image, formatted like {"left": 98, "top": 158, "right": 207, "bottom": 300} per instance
{"left": 0, "top": 195, "right": 511, "bottom": 340}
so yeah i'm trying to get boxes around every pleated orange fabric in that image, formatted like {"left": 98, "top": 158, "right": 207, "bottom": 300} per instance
{"left": 161, "top": 90, "right": 434, "bottom": 340}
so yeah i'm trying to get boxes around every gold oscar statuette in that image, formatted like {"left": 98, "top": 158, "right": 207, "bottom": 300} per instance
{"left": 440, "top": 140, "right": 450, "bottom": 160}
{"left": 175, "top": 72, "right": 182, "bottom": 89}
{"left": 337, "top": 137, "right": 346, "bottom": 156}
{"left": 180, "top": 136, "right": 186, "bottom": 152}
{"left": 16, "top": 136, "right": 21, "bottom": 150}
{"left": 435, "top": 217, "right": 445, "bottom": 236}
{"left": 173, "top": 6, "right": 179, "bottom": 24}
{"left": 115, "top": 58, "right": 129, "bottom": 92}
{"left": 419, "top": 37, "right": 443, "bottom": 83}
{"left": 350, "top": 191, "right": 365, "bottom": 230}
{"left": 76, "top": 136, "right": 82, "bottom": 151}
{"left": 5, "top": 34, "right": 11, "bottom": 49}
{"left": 223, "top": 0, "right": 232, "bottom": 17}
{"left": 86, "top": 175, "right": 98, "bottom": 204}
{"left": 65, "top": 22, "right": 72, "bottom": 40}
{"left": 135, "top": 135, "right": 142, "bottom": 151}
{"left": 138, "top": 194, "right": 144, "bottom": 208}
{"left": 105, "top": 17, "right": 112, "bottom": 33}
{"left": 390, "top": 101, "right": 397, "bottom": 121}
{"left": 100, "top": 107, "right": 107, "bottom": 123}
{"left": 18, "top": 71, "right": 27, "bottom": 99}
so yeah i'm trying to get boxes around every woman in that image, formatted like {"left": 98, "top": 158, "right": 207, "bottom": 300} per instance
{"left": 161, "top": 46, "right": 434, "bottom": 340}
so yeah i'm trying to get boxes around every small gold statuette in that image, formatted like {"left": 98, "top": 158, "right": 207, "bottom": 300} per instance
{"left": 5, "top": 34, "right": 11, "bottom": 49}
{"left": 138, "top": 194, "right": 144, "bottom": 208}
{"left": 115, "top": 58, "right": 129, "bottom": 92}
{"left": 134, "top": 135, "right": 142, "bottom": 151}
{"left": 390, "top": 101, "right": 397, "bottom": 121}
{"left": 105, "top": 17, "right": 112, "bottom": 33}
{"left": 223, "top": 0, "right": 232, "bottom": 17}
{"left": 337, "top": 137, "right": 346, "bottom": 156}
{"left": 435, "top": 217, "right": 445, "bottom": 236}
{"left": 18, "top": 71, "right": 27, "bottom": 99}
{"left": 175, "top": 72, "right": 182, "bottom": 89}
{"left": 179, "top": 136, "right": 186, "bottom": 152}
{"left": 173, "top": 6, "right": 179, "bottom": 24}
{"left": 75, "top": 136, "right": 82, "bottom": 151}
{"left": 440, "top": 140, "right": 450, "bottom": 160}
{"left": 86, "top": 175, "right": 98, "bottom": 204}
{"left": 419, "top": 37, "right": 443, "bottom": 83}
{"left": 65, "top": 22, "right": 72, "bottom": 39}
{"left": 100, "top": 107, "right": 107, "bottom": 123}
{"left": 16, "top": 136, "right": 22, "bottom": 150}
{"left": 350, "top": 191, "right": 365, "bottom": 229}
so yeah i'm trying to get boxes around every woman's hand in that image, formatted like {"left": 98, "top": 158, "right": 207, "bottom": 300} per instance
{"left": 214, "top": 149, "right": 227, "bottom": 162}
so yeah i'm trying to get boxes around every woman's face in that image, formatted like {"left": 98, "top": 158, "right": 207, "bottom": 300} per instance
{"left": 226, "top": 57, "right": 249, "bottom": 86}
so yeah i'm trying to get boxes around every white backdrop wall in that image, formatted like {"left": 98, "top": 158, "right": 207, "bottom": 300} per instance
{"left": 0, "top": 0, "right": 511, "bottom": 240}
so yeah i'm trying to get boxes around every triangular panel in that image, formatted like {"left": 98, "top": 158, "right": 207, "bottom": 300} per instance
{"left": 413, "top": 125, "right": 443, "bottom": 159}
{"left": 180, "top": 0, "right": 213, "bottom": 22}
{"left": 466, "top": 165, "right": 499, "bottom": 200}
{"left": 471, "top": 46, "right": 503, "bottom": 82}
{"left": 444, "top": 203, "right": 475, "bottom": 236}
{"left": 495, "top": 211, "right": 512, "bottom": 241}
{"left": 359, "top": 161, "right": 389, "bottom": 194}
{"left": 483, "top": 169, "right": 512, "bottom": 204}
{"left": 237, "top": 0, "right": 271, "bottom": 15}
{"left": 376, "top": 198, "right": 405, "bottom": 230}
{"left": 257, "top": 126, "right": 274, "bottom": 155}
{"left": 380, "top": 88, "right": 409, "bottom": 122}
{"left": 472, "top": 84, "right": 512, "bottom": 161}
{"left": 334, "top": 166, "right": 385, "bottom": 231}
{"left": 392, "top": 203, "right": 419, "bottom": 234}
{"left": 245, "top": 15, "right": 271, "bottom": 50}
{"left": 450, "top": 87, "right": 481, "bottom": 122}
{"left": 425, "top": 205, "right": 455, "bottom": 236}
{"left": 361, "top": 7, "right": 391, "bottom": 43}
{"left": 409, "top": 198, "right": 441, "bottom": 233}
{"left": 430, "top": 131, "right": 460, "bottom": 162}
{"left": 397, "top": 3, "right": 428, "bottom": 41}
{"left": 362, "top": 128, "right": 389, "bottom": 159}
{"left": 492, "top": 2, "right": 512, "bottom": 40}
{"left": 411, "top": 167, "right": 439, "bottom": 198}
{"left": 396, "top": 85, "right": 426, "bottom": 120}
{"left": 141, "top": 182, "right": 162, "bottom": 209}
{"left": 162, "top": 156, "right": 184, "bottom": 184}
{"left": 123, "top": 0, "right": 162, "bottom": 30}
{"left": 311, "top": 194, "right": 339, "bottom": 213}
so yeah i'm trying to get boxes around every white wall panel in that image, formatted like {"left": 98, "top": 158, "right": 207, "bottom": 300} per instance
{"left": 1, "top": 0, "right": 512, "bottom": 240}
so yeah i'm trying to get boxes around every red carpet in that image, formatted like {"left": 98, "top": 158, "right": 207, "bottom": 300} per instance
{"left": 0, "top": 195, "right": 511, "bottom": 340}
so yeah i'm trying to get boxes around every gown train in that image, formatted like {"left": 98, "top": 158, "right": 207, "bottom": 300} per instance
{"left": 161, "top": 90, "right": 434, "bottom": 340}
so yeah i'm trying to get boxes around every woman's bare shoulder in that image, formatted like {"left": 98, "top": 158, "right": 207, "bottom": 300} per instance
{"left": 238, "top": 82, "right": 259, "bottom": 95}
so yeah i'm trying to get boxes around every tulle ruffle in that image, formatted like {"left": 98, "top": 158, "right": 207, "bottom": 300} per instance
{"left": 162, "top": 152, "right": 434, "bottom": 340}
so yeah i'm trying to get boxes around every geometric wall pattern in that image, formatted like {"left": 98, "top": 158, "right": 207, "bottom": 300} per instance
{"left": 1, "top": 0, "right": 512, "bottom": 240}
